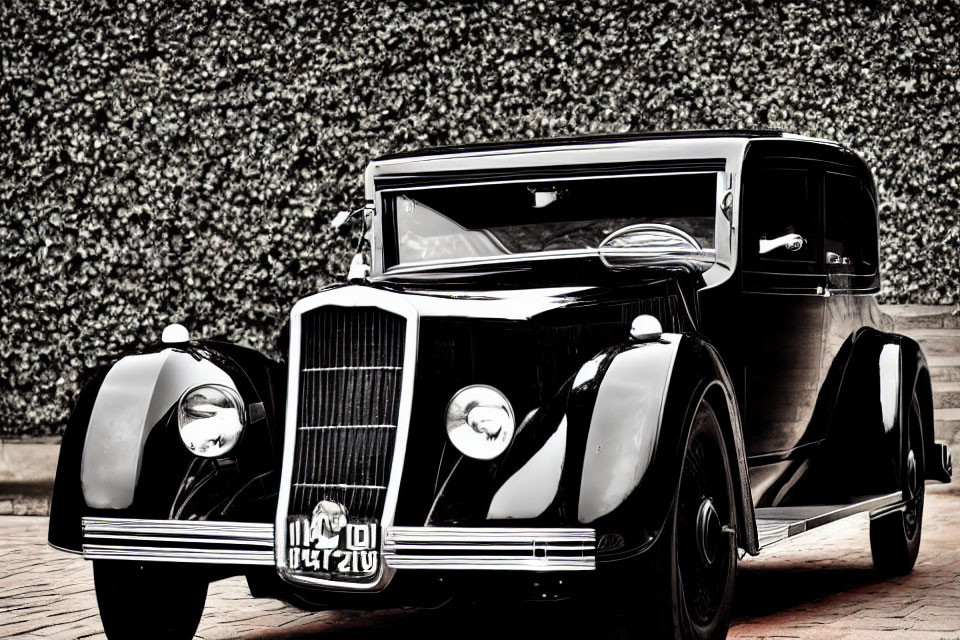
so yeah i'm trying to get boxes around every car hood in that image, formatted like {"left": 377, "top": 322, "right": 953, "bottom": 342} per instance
{"left": 364, "top": 259, "right": 701, "bottom": 324}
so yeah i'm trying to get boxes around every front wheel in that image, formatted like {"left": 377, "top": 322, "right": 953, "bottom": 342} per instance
{"left": 618, "top": 397, "right": 738, "bottom": 639}
{"left": 93, "top": 560, "right": 208, "bottom": 640}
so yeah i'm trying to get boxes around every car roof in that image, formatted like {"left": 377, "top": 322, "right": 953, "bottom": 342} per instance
{"left": 374, "top": 129, "right": 786, "bottom": 162}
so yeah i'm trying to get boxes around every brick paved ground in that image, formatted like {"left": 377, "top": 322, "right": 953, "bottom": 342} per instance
{"left": 1, "top": 485, "right": 958, "bottom": 640}
{"left": 730, "top": 483, "right": 960, "bottom": 640}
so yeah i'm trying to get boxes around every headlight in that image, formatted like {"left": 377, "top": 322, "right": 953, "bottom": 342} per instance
{"left": 445, "top": 385, "right": 516, "bottom": 460}
{"left": 177, "top": 384, "right": 245, "bottom": 457}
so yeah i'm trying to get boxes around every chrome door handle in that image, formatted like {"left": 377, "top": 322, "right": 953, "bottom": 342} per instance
{"left": 759, "top": 233, "right": 806, "bottom": 255}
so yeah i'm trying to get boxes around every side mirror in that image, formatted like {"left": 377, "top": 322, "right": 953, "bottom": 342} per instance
{"left": 330, "top": 208, "right": 359, "bottom": 229}
{"left": 332, "top": 205, "right": 374, "bottom": 281}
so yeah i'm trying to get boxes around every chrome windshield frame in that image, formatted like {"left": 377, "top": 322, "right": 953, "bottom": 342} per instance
{"left": 365, "top": 137, "right": 752, "bottom": 289}
{"left": 378, "top": 170, "right": 721, "bottom": 274}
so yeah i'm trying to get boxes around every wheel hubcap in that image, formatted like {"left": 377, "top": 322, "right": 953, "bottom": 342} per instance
{"left": 695, "top": 498, "right": 721, "bottom": 567}
{"left": 906, "top": 449, "right": 918, "bottom": 498}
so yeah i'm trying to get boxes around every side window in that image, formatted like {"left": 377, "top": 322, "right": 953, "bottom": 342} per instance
{"left": 824, "top": 172, "right": 878, "bottom": 276}
{"left": 743, "top": 168, "right": 819, "bottom": 271}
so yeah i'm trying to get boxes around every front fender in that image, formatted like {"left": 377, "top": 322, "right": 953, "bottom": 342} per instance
{"left": 569, "top": 334, "right": 756, "bottom": 557}
{"left": 576, "top": 338, "right": 681, "bottom": 524}
{"left": 81, "top": 349, "right": 237, "bottom": 509}
{"left": 483, "top": 338, "right": 680, "bottom": 524}
{"left": 48, "top": 341, "right": 284, "bottom": 552}
{"left": 484, "top": 334, "right": 757, "bottom": 556}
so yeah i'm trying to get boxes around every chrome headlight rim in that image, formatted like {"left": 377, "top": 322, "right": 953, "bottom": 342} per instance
{"left": 177, "top": 383, "right": 246, "bottom": 458}
{"left": 445, "top": 384, "right": 516, "bottom": 461}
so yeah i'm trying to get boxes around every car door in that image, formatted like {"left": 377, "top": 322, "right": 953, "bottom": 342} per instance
{"left": 737, "top": 154, "right": 828, "bottom": 504}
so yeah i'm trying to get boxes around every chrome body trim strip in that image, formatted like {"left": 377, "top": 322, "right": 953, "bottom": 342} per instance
{"left": 382, "top": 527, "right": 596, "bottom": 571}
{"left": 275, "top": 287, "right": 420, "bottom": 591}
{"left": 382, "top": 247, "right": 718, "bottom": 277}
{"left": 80, "top": 517, "right": 275, "bottom": 565}
{"left": 47, "top": 542, "right": 82, "bottom": 556}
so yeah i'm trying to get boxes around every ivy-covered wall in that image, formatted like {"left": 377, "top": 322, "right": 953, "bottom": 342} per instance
{"left": 1, "top": 0, "right": 958, "bottom": 436}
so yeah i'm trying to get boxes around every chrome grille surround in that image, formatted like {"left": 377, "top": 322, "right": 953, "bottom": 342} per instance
{"left": 275, "top": 286, "right": 419, "bottom": 591}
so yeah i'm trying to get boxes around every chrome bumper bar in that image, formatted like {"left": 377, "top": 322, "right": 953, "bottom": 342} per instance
{"left": 81, "top": 518, "right": 596, "bottom": 572}
{"left": 383, "top": 526, "right": 596, "bottom": 571}
{"left": 81, "top": 517, "right": 275, "bottom": 566}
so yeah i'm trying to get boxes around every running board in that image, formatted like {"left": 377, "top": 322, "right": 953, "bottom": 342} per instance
{"left": 755, "top": 492, "right": 901, "bottom": 549}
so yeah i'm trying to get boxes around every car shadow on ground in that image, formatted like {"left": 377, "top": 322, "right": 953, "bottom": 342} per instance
{"left": 240, "top": 600, "right": 624, "bottom": 640}
{"left": 732, "top": 563, "right": 890, "bottom": 618}
{"left": 240, "top": 565, "right": 903, "bottom": 640}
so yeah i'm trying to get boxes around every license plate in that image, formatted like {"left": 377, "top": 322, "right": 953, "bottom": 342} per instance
{"left": 286, "top": 500, "right": 379, "bottom": 576}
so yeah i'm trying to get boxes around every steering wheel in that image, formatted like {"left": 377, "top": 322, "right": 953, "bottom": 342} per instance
{"left": 598, "top": 223, "right": 704, "bottom": 252}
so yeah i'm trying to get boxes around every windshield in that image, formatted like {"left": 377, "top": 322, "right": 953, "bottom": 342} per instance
{"left": 383, "top": 172, "right": 718, "bottom": 268}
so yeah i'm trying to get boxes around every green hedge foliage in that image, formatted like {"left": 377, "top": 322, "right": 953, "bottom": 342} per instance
{"left": 1, "top": 0, "right": 958, "bottom": 436}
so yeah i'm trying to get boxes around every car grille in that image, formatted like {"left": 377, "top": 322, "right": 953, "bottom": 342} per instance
{"left": 284, "top": 305, "right": 406, "bottom": 584}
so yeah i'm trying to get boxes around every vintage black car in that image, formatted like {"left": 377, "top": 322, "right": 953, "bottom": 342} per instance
{"left": 49, "top": 130, "right": 953, "bottom": 640}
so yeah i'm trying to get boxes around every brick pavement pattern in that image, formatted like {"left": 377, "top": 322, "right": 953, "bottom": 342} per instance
{"left": 1, "top": 486, "right": 958, "bottom": 640}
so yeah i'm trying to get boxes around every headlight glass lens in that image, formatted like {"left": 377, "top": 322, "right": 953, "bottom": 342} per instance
{"left": 445, "top": 385, "right": 516, "bottom": 460}
{"left": 177, "top": 385, "right": 245, "bottom": 457}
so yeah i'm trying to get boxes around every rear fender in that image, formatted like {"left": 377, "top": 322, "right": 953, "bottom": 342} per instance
{"left": 899, "top": 337, "right": 943, "bottom": 483}
{"left": 800, "top": 330, "right": 942, "bottom": 506}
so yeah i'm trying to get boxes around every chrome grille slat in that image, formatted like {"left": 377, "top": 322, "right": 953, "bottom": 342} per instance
{"left": 302, "top": 366, "right": 403, "bottom": 371}
{"left": 300, "top": 424, "right": 397, "bottom": 430}
{"left": 294, "top": 483, "right": 387, "bottom": 490}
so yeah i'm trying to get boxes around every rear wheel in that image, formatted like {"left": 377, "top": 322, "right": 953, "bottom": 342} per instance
{"left": 618, "top": 397, "right": 737, "bottom": 639}
{"left": 870, "top": 389, "right": 925, "bottom": 575}
{"left": 93, "top": 560, "right": 207, "bottom": 640}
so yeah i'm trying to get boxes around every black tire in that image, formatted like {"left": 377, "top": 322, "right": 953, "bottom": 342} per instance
{"left": 870, "top": 389, "right": 925, "bottom": 575}
{"left": 93, "top": 560, "right": 208, "bottom": 640}
{"left": 618, "top": 398, "right": 738, "bottom": 640}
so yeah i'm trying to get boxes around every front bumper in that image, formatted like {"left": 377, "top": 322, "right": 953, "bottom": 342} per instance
{"left": 384, "top": 526, "right": 595, "bottom": 571}
{"left": 81, "top": 517, "right": 275, "bottom": 565}
{"left": 80, "top": 518, "right": 596, "bottom": 572}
